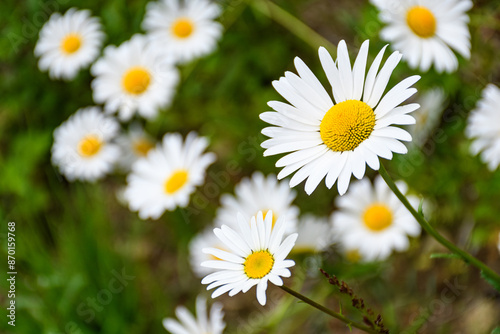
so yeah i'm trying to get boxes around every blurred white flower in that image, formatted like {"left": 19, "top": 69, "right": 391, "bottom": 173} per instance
{"left": 124, "top": 132, "right": 215, "bottom": 220}
{"left": 215, "top": 172, "right": 299, "bottom": 234}
{"left": 51, "top": 107, "right": 120, "bottom": 181}
{"left": 331, "top": 175, "right": 421, "bottom": 262}
{"left": 261, "top": 39, "right": 419, "bottom": 195}
{"left": 91, "top": 34, "right": 179, "bottom": 121}
{"left": 373, "top": 0, "right": 472, "bottom": 73}
{"left": 143, "top": 0, "right": 223, "bottom": 64}
{"left": 466, "top": 84, "right": 500, "bottom": 171}
{"left": 35, "top": 8, "right": 104, "bottom": 80}
{"left": 115, "top": 123, "right": 155, "bottom": 171}
{"left": 163, "top": 296, "right": 225, "bottom": 334}
{"left": 189, "top": 226, "right": 227, "bottom": 278}
{"left": 201, "top": 211, "right": 297, "bottom": 306}
{"left": 293, "top": 215, "right": 333, "bottom": 253}
{"left": 407, "top": 88, "right": 446, "bottom": 147}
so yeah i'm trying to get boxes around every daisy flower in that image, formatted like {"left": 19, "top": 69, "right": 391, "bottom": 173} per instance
{"left": 201, "top": 211, "right": 298, "bottom": 306}
{"left": 331, "top": 175, "right": 421, "bottom": 262}
{"left": 189, "top": 227, "right": 228, "bottom": 278}
{"left": 142, "top": 0, "right": 223, "bottom": 64}
{"left": 163, "top": 296, "right": 225, "bottom": 334}
{"left": 51, "top": 107, "right": 120, "bottom": 181}
{"left": 91, "top": 34, "right": 179, "bottom": 121}
{"left": 34, "top": 8, "right": 104, "bottom": 80}
{"left": 124, "top": 132, "right": 215, "bottom": 220}
{"left": 215, "top": 172, "right": 299, "bottom": 233}
{"left": 374, "top": 0, "right": 472, "bottom": 73}
{"left": 407, "top": 88, "right": 446, "bottom": 147}
{"left": 115, "top": 123, "right": 156, "bottom": 171}
{"left": 466, "top": 84, "right": 500, "bottom": 171}
{"left": 293, "top": 215, "right": 333, "bottom": 253}
{"left": 261, "top": 39, "right": 419, "bottom": 195}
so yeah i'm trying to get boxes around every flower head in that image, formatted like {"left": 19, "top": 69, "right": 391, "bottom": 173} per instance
{"left": 115, "top": 123, "right": 156, "bottom": 171}
{"left": 124, "top": 132, "right": 215, "bottom": 219}
{"left": 261, "top": 40, "right": 419, "bottom": 195}
{"left": 201, "top": 211, "right": 297, "bottom": 306}
{"left": 51, "top": 107, "right": 120, "bottom": 181}
{"left": 331, "top": 175, "right": 421, "bottom": 262}
{"left": 293, "top": 215, "right": 333, "bottom": 253}
{"left": 35, "top": 8, "right": 104, "bottom": 80}
{"left": 373, "top": 0, "right": 472, "bottom": 73}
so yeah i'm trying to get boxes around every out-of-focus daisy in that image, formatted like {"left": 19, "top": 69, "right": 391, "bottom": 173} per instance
{"left": 91, "top": 34, "right": 179, "bottom": 121}
{"left": 497, "top": 232, "right": 500, "bottom": 255}
{"left": 407, "top": 88, "right": 446, "bottom": 147}
{"left": 201, "top": 211, "right": 297, "bottom": 306}
{"left": 215, "top": 172, "right": 299, "bottom": 233}
{"left": 466, "top": 84, "right": 500, "bottom": 171}
{"left": 115, "top": 123, "right": 155, "bottom": 171}
{"left": 142, "top": 0, "right": 223, "bottom": 64}
{"left": 331, "top": 175, "right": 421, "bottom": 262}
{"left": 189, "top": 227, "right": 228, "bottom": 278}
{"left": 373, "top": 0, "right": 472, "bottom": 73}
{"left": 293, "top": 215, "right": 333, "bottom": 253}
{"left": 51, "top": 107, "right": 120, "bottom": 181}
{"left": 261, "top": 40, "right": 419, "bottom": 195}
{"left": 34, "top": 8, "right": 104, "bottom": 80}
{"left": 124, "top": 132, "right": 215, "bottom": 220}
{"left": 163, "top": 296, "right": 225, "bottom": 334}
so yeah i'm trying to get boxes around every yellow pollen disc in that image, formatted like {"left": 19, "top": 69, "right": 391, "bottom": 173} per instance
{"left": 320, "top": 100, "right": 375, "bottom": 152}
{"left": 61, "top": 34, "right": 82, "bottom": 54}
{"left": 122, "top": 67, "right": 151, "bottom": 95}
{"left": 78, "top": 135, "right": 102, "bottom": 157}
{"left": 133, "top": 139, "right": 154, "bottom": 157}
{"left": 406, "top": 6, "right": 437, "bottom": 38}
{"left": 164, "top": 170, "right": 189, "bottom": 195}
{"left": 262, "top": 210, "right": 278, "bottom": 229}
{"left": 363, "top": 204, "right": 393, "bottom": 232}
{"left": 172, "top": 18, "right": 194, "bottom": 38}
{"left": 346, "top": 249, "right": 361, "bottom": 263}
{"left": 244, "top": 250, "right": 274, "bottom": 279}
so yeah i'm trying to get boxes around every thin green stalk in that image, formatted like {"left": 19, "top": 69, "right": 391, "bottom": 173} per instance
{"left": 378, "top": 163, "right": 500, "bottom": 283}
{"left": 249, "top": 0, "right": 337, "bottom": 53}
{"left": 279, "top": 285, "right": 379, "bottom": 334}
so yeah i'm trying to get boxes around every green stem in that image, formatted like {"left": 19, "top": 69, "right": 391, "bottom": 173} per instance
{"left": 279, "top": 285, "right": 379, "bottom": 334}
{"left": 378, "top": 163, "right": 500, "bottom": 283}
{"left": 249, "top": 0, "right": 337, "bottom": 53}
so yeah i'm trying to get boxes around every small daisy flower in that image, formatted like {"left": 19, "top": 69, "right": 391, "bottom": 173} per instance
{"left": 189, "top": 227, "right": 228, "bottom": 278}
{"left": 261, "top": 40, "right": 419, "bottom": 195}
{"left": 91, "top": 34, "right": 180, "bottom": 121}
{"left": 374, "top": 0, "right": 472, "bottom": 73}
{"left": 51, "top": 107, "right": 120, "bottom": 181}
{"left": 201, "top": 211, "right": 298, "bottom": 306}
{"left": 34, "top": 8, "right": 104, "bottom": 80}
{"left": 293, "top": 215, "right": 333, "bottom": 253}
{"left": 466, "top": 84, "right": 500, "bottom": 171}
{"left": 124, "top": 132, "right": 215, "bottom": 220}
{"left": 331, "top": 175, "right": 421, "bottom": 262}
{"left": 142, "top": 0, "right": 223, "bottom": 64}
{"left": 215, "top": 172, "right": 299, "bottom": 233}
{"left": 115, "top": 123, "right": 156, "bottom": 171}
{"left": 407, "top": 88, "right": 446, "bottom": 147}
{"left": 163, "top": 296, "right": 225, "bottom": 334}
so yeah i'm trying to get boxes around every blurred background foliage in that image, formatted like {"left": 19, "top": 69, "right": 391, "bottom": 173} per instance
{"left": 1, "top": 0, "right": 500, "bottom": 333}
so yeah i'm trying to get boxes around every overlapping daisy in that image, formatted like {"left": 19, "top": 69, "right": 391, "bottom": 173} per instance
{"left": 261, "top": 39, "right": 419, "bottom": 195}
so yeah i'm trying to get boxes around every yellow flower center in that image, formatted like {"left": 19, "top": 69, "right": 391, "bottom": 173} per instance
{"left": 363, "top": 204, "right": 393, "bottom": 232}
{"left": 406, "top": 6, "right": 437, "bottom": 38}
{"left": 244, "top": 250, "right": 275, "bottom": 279}
{"left": 172, "top": 18, "right": 194, "bottom": 38}
{"left": 133, "top": 139, "right": 154, "bottom": 157}
{"left": 122, "top": 67, "right": 151, "bottom": 95}
{"left": 61, "top": 34, "right": 82, "bottom": 54}
{"left": 320, "top": 100, "right": 375, "bottom": 152}
{"left": 345, "top": 249, "right": 361, "bottom": 263}
{"left": 164, "top": 169, "right": 189, "bottom": 194}
{"left": 262, "top": 210, "right": 278, "bottom": 229}
{"left": 78, "top": 135, "right": 102, "bottom": 157}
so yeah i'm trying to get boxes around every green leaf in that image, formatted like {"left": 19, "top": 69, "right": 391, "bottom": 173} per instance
{"left": 429, "top": 253, "right": 462, "bottom": 259}
{"left": 491, "top": 327, "right": 500, "bottom": 334}
{"left": 481, "top": 271, "right": 500, "bottom": 292}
